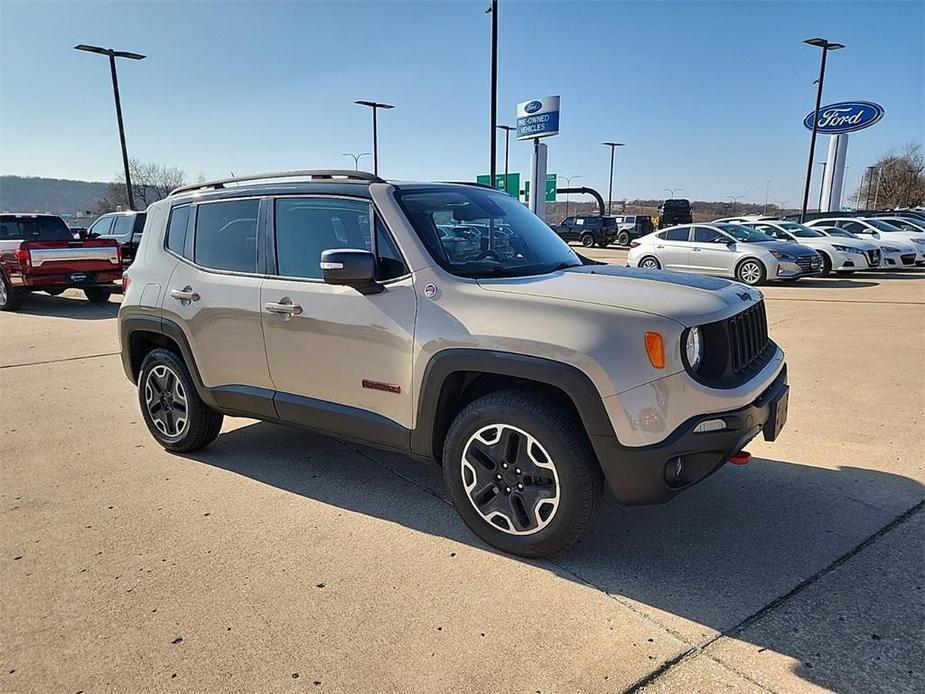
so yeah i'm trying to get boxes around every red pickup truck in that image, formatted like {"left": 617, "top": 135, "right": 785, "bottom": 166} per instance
{"left": 0, "top": 213, "right": 122, "bottom": 311}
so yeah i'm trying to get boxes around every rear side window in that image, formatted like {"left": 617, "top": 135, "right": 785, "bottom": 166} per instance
{"left": 664, "top": 227, "right": 690, "bottom": 241}
{"left": 166, "top": 206, "right": 191, "bottom": 257}
{"left": 194, "top": 199, "right": 259, "bottom": 273}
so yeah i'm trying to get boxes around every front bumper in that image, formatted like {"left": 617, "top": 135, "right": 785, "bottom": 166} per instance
{"left": 831, "top": 250, "right": 873, "bottom": 271}
{"left": 592, "top": 365, "right": 789, "bottom": 505}
{"left": 772, "top": 256, "right": 822, "bottom": 278}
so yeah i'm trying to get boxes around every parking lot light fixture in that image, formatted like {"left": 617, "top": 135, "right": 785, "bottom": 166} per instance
{"left": 601, "top": 142, "right": 626, "bottom": 215}
{"left": 799, "top": 37, "right": 844, "bottom": 223}
{"left": 355, "top": 101, "right": 394, "bottom": 176}
{"left": 342, "top": 152, "right": 371, "bottom": 171}
{"left": 559, "top": 174, "right": 581, "bottom": 218}
{"left": 74, "top": 44, "right": 145, "bottom": 211}
{"left": 663, "top": 188, "right": 683, "bottom": 198}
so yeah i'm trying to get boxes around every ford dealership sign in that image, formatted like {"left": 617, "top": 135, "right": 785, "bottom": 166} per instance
{"left": 517, "top": 96, "right": 560, "bottom": 140}
{"left": 803, "top": 101, "right": 884, "bottom": 134}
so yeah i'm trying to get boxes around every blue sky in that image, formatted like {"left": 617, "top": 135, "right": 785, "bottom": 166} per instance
{"left": 1, "top": 0, "right": 922, "bottom": 205}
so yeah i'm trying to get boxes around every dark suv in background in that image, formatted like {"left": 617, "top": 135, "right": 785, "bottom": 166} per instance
{"left": 87, "top": 211, "right": 147, "bottom": 269}
{"left": 551, "top": 215, "right": 618, "bottom": 247}
{"left": 611, "top": 215, "right": 654, "bottom": 245}
{"left": 656, "top": 199, "right": 693, "bottom": 229}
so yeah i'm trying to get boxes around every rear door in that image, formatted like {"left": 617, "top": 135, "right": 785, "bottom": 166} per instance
{"left": 161, "top": 197, "right": 274, "bottom": 404}
{"left": 260, "top": 195, "right": 416, "bottom": 437}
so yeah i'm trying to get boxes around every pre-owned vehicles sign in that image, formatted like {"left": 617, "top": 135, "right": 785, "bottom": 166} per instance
{"left": 516, "top": 96, "right": 560, "bottom": 140}
{"left": 803, "top": 101, "right": 884, "bottom": 134}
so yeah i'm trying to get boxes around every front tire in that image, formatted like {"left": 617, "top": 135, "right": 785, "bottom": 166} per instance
{"left": 442, "top": 390, "right": 603, "bottom": 557}
{"left": 138, "top": 348, "right": 223, "bottom": 453}
{"left": 818, "top": 252, "right": 833, "bottom": 276}
{"left": 736, "top": 258, "right": 767, "bottom": 286}
{"left": 0, "top": 274, "right": 23, "bottom": 312}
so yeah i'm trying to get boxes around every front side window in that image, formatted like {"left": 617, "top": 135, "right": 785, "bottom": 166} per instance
{"left": 692, "top": 226, "right": 724, "bottom": 243}
{"left": 838, "top": 220, "right": 865, "bottom": 233}
{"left": 112, "top": 215, "right": 134, "bottom": 237}
{"left": 90, "top": 216, "right": 114, "bottom": 236}
{"left": 194, "top": 199, "right": 259, "bottom": 273}
{"left": 779, "top": 222, "right": 824, "bottom": 238}
{"left": 397, "top": 187, "right": 580, "bottom": 278}
{"left": 274, "top": 197, "right": 406, "bottom": 281}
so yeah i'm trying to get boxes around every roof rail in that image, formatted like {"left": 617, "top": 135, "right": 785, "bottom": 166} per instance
{"left": 169, "top": 169, "right": 385, "bottom": 197}
{"left": 443, "top": 181, "right": 497, "bottom": 189}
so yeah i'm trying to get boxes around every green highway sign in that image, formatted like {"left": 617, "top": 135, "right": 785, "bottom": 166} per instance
{"left": 522, "top": 174, "right": 557, "bottom": 203}
{"left": 477, "top": 173, "right": 520, "bottom": 197}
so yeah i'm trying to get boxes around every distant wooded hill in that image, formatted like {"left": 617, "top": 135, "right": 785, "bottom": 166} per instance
{"left": 0, "top": 176, "right": 110, "bottom": 215}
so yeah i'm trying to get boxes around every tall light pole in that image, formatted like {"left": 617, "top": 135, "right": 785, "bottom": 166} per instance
{"left": 601, "top": 142, "right": 625, "bottom": 215}
{"left": 75, "top": 44, "right": 145, "bottom": 211}
{"left": 355, "top": 100, "right": 394, "bottom": 176}
{"left": 864, "top": 165, "right": 877, "bottom": 209}
{"left": 559, "top": 174, "right": 581, "bottom": 219}
{"left": 763, "top": 180, "right": 770, "bottom": 215}
{"left": 342, "top": 152, "right": 371, "bottom": 170}
{"left": 663, "top": 187, "right": 683, "bottom": 198}
{"left": 496, "top": 124, "right": 515, "bottom": 194}
{"left": 817, "top": 161, "right": 827, "bottom": 210}
{"left": 729, "top": 195, "right": 743, "bottom": 216}
{"left": 799, "top": 37, "right": 844, "bottom": 223}
{"left": 487, "top": 1, "right": 499, "bottom": 183}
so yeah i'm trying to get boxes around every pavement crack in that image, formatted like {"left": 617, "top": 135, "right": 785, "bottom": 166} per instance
{"left": 0, "top": 351, "right": 121, "bottom": 370}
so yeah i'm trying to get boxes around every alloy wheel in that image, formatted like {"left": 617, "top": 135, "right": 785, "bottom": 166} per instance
{"left": 460, "top": 424, "right": 560, "bottom": 535}
{"left": 641, "top": 258, "right": 659, "bottom": 270}
{"left": 144, "top": 364, "right": 189, "bottom": 439}
{"left": 0, "top": 280, "right": 7, "bottom": 305}
{"left": 739, "top": 261, "right": 762, "bottom": 285}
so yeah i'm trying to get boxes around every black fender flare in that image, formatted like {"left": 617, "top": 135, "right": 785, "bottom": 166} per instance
{"left": 410, "top": 348, "right": 618, "bottom": 460}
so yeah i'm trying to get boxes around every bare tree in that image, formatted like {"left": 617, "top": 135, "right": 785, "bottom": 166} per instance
{"left": 854, "top": 142, "right": 925, "bottom": 210}
{"left": 95, "top": 158, "right": 187, "bottom": 213}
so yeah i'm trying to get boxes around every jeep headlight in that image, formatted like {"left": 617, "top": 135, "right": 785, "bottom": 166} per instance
{"left": 685, "top": 327, "right": 703, "bottom": 372}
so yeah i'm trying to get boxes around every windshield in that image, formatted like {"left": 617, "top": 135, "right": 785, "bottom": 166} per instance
{"left": 715, "top": 223, "right": 773, "bottom": 243}
{"left": 779, "top": 222, "right": 824, "bottom": 238}
{"left": 882, "top": 218, "right": 925, "bottom": 232}
{"left": 397, "top": 187, "right": 581, "bottom": 278}
{"left": 826, "top": 228, "right": 860, "bottom": 239}
{"left": 865, "top": 219, "right": 903, "bottom": 232}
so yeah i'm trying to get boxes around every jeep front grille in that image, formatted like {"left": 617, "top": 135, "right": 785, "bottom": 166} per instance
{"left": 727, "top": 301, "right": 770, "bottom": 376}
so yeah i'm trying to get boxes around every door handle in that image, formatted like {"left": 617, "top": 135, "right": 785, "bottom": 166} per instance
{"left": 692, "top": 247, "right": 702, "bottom": 252}
{"left": 656, "top": 245, "right": 665, "bottom": 249}
{"left": 264, "top": 298, "right": 302, "bottom": 318}
{"left": 170, "top": 286, "right": 200, "bottom": 303}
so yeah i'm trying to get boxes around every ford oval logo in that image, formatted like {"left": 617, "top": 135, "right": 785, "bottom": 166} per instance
{"left": 524, "top": 100, "right": 543, "bottom": 114}
{"left": 803, "top": 101, "right": 884, "bottom": 134}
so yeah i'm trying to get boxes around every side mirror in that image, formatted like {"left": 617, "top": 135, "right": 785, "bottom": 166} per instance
{"left": 320, "top": 249, "right": 382, "bottom": 294}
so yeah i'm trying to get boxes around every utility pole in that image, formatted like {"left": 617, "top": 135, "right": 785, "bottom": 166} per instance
{"left": 559, "top": 174, "right": 581, "bottom": 219}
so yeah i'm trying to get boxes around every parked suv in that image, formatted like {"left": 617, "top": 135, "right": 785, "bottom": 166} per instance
{"left": 551, "top": 215, "right": 618, "bottom": 247}
{"left": 656, "top": 199, "right": 693, "bottom": 229}
{"left": 119, "top": 170, "right": 790, "bottom": 557}
{"left": 87, "top": 210, "right": 147, "bottom": 270}
{"left": 612, "top": 215, "right": 655, "bottom": 246}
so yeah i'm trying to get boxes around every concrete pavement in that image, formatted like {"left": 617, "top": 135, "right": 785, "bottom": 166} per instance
{"left": 1, "top": 261, "right": 923, "bottom": 693}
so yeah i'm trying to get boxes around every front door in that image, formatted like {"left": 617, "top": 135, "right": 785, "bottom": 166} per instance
{"left": 689, "top": 226, "right": 737, "bottom": 275}
{"left": 260, "top": 196, "right": 416, "bottom": 443}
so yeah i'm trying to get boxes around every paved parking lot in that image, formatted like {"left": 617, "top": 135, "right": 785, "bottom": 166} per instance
{"left": 1, "top": 251, "right": 923, "bottom": 693}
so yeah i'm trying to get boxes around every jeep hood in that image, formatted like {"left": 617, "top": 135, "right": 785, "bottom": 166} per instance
{"left": 477, "top": 265, "right": 759, "bottom": 327}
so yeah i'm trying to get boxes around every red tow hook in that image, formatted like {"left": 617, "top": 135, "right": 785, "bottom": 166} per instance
{"left": 728, "top": 450, "right": 752, "bottom": 466}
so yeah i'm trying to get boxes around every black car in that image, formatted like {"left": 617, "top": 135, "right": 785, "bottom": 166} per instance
{"left": 551, "top": 215, "right": 618, "bottom": 247}
{"left": 87, "top": 211, "right": 147, "bottom": 269}
{"left": 657, "top": 199, "right": 693, "bottom": 229}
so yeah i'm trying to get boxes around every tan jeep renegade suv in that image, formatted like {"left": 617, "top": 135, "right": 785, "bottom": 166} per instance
{"left": 119, "top": 170, "right": 789, "bottom": 557}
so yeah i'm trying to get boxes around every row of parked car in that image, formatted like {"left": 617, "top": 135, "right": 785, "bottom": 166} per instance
{"left": 624, "top": 211, "right": 925, "bottom": 286}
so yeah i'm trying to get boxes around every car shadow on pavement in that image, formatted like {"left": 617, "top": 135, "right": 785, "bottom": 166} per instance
{"left": 182, "top": 421, "right": 924, "bottom": 694}
{"left": 7, "top": 292, "right": 118, "bottom": 319}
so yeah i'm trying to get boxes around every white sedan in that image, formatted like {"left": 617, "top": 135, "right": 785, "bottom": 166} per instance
{"left": 812, "top": 226, "right": 919, "bottom": 270}
{"left": 741, "top": 220, "right": 879, "bottom": 275}
{"left": 805, "top": 217, "right": 925, "bottom": 265}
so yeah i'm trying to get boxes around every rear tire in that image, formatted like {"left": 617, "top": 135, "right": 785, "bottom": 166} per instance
{"left": 84, "top": 287, "right": 109, "bottom": 303}
{"left": 818, "top": 252, "right": 833, "bottom": 276}
{"left": 580, "top": 233, "right": 595, "bottom": 248}
{"left": 442, "top": 389, "right": 603, "bottom": 557}
{"left": 639, "top": 256, "right": 661, "bottom": 270}
{"left": 138, "top": 348, "right": 223, "bottom": 453}
{"left": 0, "top": 274, "right": 23, "bottom": 312}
